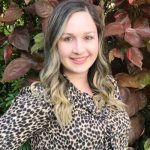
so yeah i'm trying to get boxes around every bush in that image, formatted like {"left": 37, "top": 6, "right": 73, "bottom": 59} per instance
{"left": 0, "top": 0, "right": 150, "bottom": 149}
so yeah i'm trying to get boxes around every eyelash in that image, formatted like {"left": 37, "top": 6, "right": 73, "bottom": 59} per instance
{"left": 84, "top": 36, "right": 94, "bottom": 40}
{"left": 62, "top": 35, "right": 94, "bottom": 42}
{"left": 63, "top": 36, "right": 73, "bottom": 42}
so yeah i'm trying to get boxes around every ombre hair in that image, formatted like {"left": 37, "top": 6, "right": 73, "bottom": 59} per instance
{"left": 39, "top": 0, "right": 124, "bottom": 127}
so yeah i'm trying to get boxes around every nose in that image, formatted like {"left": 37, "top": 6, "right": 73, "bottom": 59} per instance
{"left": 72, "top": 39, "right": 85, "bottom": 54}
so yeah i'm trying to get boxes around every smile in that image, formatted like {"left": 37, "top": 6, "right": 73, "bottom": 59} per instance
{"left": 71, "top": 56, "right": 88, "bottom": 64}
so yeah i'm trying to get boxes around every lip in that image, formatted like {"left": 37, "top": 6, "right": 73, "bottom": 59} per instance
{"left": 70, "top": 56, "right": 88, "bottom": 64}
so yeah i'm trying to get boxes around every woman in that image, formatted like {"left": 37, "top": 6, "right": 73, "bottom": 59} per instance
{"left": 0, "top": 0, "right": 130, "bottom": 149}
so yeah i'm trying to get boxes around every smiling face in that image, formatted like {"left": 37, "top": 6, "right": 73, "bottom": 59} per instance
{"left": 57, "top": 11, "right": 99, "bottom": 77}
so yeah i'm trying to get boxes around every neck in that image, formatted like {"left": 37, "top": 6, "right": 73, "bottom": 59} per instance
{"left": 65, "top": 72, "right": 88, "bottom": 83}
{"left": 64, "top": 72, "right": 93, "bottom": 96}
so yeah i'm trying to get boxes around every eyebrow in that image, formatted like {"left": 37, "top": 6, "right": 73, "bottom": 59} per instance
{"left": 62, "top": 31, "right": 96, "bottom": 35}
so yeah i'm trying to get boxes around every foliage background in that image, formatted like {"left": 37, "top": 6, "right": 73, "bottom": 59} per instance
{"left": 0, "top": 0, "right": 150, "bottom": 149}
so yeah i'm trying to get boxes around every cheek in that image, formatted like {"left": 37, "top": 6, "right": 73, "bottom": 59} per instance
{"left": 58, "top": 48, "right": 69, "bottom": 60}
{"left": 89, "top": 42, "right": 99, "bottom": 56}
{"left": 58, "top": 43, "right": 66, "bottom": 57}
{"left": 58, "top": 43, "right": 73, "bottom": 58}
{"left": 94, "top": 40, "right": 99, "bottom": 55}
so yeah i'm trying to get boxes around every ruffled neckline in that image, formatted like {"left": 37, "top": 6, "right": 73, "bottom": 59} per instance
{"left": 65, "top": 78, "right": 98, "bottom": 115}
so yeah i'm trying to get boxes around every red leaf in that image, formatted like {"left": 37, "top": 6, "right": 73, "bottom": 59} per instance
{"left": 127, "top": 47, "right": 143, "bottom": 69}
{"left": 44, "top": 0, "right": 59, "bottom": 7}
{"left": 114, "top": 10, "right": 131, "bottom": 29}
{"left": 128, "top": 0, "right": 146, "bottom": 5}
{"left": 4, "top": 44, "right": 13, "bottom": 64}
{"left": 42, "top": 18, "right": 49, "bottom": 33}
{"left": 86, "top": 0, "right": 94, "bottom": 3}
{"left": 8, "top": 27, "right": 30, "bottom": 51}
{"left": 120, "top": 87, "right": 147, "bottom": 117}
{"left": 21, "top": 76, "right": 40, "bottom": 86}
{"left": 134, "top": 17, "right": 149, "bottom": 28}
{"left": 113, "top": 0, "right": 125, "bottom": 6}
{"left": 124, "top": 28, "right": 142, "bottom": 48}
{"left": 115, "top": 72, "right": 141, "bottom": 88}
{"left": 140, "top": 5, "right": 150, "bottom": 16}
{"left": 24, "top": 4, "right": 36, "bottom": 15}
{"left": 128, "top": 114, "right": 145, "bottom": 145}
{"left": 128, "top": 0, "right": 134, "bottom": 4}
{"left": 105, "top": 22, "right": 124, "bottom": 37}
{"left": 0, "top": 33, "right": 7, "bottom": 44}
{"left": 109, "top": 48, "right": 124, "bottom": 63}
{"left": 126, "top": 59, "right": 141, "bottom": 74}
{"left": 0, "top": 2, "right": 23, "bottom": 23}
{"left": 35, "top": 0, "right": 54, "bottom": 18}
{"left": 31, "top": 62, "right": 43, "bottom": 71}
{"left": 21, "top": 52, "right": 44, "bottom": 70}
{"left": 2, "top": 57, "right": 33, "bottom": 81}
{"left": 133, "top": 17, "right": 150, "bottom": 38}
{"left": 31, "top": 52, "right": 44, "bottom": 63}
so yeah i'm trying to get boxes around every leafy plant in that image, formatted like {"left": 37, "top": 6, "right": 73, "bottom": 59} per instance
{"left": 0, "top": 41, "right": 29, "bottom": 150}
{"left": 0, "top": 0, "right": 150, "bottom": 149}
{"left": 18, "top": 140, "right": 31, "bottom": 150}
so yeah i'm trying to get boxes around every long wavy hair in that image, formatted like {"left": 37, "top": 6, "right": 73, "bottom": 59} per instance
{"left": 39, "top": 0, "right": 124, "bottom": 127}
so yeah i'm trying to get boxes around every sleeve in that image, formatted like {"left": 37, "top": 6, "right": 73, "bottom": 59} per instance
{"left": 0, "top": 86, "right": 51, "bottom": 150}
{"left": 106, "top": 110, "right": 131, "bottom": 150}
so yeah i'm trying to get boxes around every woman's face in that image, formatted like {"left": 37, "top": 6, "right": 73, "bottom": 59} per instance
{"left": 57, "top": 11, "right": 99, "bottom": 77}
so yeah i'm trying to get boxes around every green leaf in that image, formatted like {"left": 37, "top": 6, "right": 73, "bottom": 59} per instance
{"left": 137, "top": 70, "right": 150, "bottom": 88}
{"left": 31, "top": 33, "right": 44, "bottom": 53}
{"left": 33, "top": 33, "right": 44, "bottom": 43}
{"left": 116, "top": 70, "right": 150, "bottom": 89}
{"left": 31, "top": 42, "right": 43, "bottom": 53}
{"left": 144, "top": 138, "right": 150, "bottom": 150}
{"left": 17, "top": 141, "right": 31, "bottom": 150}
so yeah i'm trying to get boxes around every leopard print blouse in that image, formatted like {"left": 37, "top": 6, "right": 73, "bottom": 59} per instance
{"left": 0, "top": 76, "right": 130, "bottom": 150}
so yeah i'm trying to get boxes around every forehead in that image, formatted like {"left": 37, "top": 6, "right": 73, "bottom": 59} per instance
{"left": 63, "top": 11, "right": 97, "bottom": 33}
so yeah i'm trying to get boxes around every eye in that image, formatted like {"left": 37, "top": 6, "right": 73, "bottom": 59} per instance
{"left": 63, "top": 36, "right": 73, "bottom": 42}
{"left": 84, "top": 35, "right": 94, "bottom": 40}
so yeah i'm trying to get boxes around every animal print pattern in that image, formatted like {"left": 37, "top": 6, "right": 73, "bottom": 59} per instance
{"left": 0, "top": 76, "right": 130, "bottom": 150}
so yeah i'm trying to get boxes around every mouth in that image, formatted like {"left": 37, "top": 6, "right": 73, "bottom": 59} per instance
{"left": 70, "top": 56, "right": 88, "bottom": 64}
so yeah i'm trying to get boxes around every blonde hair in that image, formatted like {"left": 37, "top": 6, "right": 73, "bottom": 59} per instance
{"left": 38, "top": 0, "right": 125, "bottom": 127}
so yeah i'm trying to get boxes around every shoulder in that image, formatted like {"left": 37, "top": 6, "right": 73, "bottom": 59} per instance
{"left": 103, "top": 106, "right": 130, "bottom": 149}
{"left": 106, "top": 75, "right": 118, "bottom": 86}
{"left": 11, "top": 82, "right": 51, "bottom": 112}
{"left": 18, "top": 82, "right": 45, "bottom": 100}
{"left": 20, "top": 82, "right": 44, "bottom": 96}
{"left": 105, "top": 106, "right": 131, "bottom": 134}
{"left": 0, "top": 83, "right": 51, "bottom": 149}
{"left": 1, "top": 82, "right": 52, "bottom": 127}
